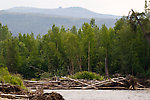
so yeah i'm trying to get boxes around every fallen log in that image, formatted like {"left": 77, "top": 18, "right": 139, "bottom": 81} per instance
{"left": 62, "top": 77, "right": 98, "bottom": 89}
{"left": 0, "top": 94, "right": 28, "bottom": 99}
{"left": 98, "top": 87, "right": 128, "bottom": 90}
{"left": 136, "top": 82, "right": 145, "bottom": 88}
{"left": 83, "top": 77, "right": 126, "bottom": 89}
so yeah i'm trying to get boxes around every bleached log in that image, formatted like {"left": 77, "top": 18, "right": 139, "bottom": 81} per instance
{"left": 62, "top": 77, "right": 98, "bottom": 89}
{"left": 0, "top": 93, "right": 29, "bottom": 99}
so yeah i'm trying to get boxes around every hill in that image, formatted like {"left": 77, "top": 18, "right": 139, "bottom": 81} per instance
{"left": 5, "top": 7, "right": 120, "bottom": 19}
{"left": 0, "top": 7, "right": 120, "bottom": 35}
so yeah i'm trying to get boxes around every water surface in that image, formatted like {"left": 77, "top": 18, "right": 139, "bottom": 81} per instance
{"left": 43, "top": 90, "right": 150, "bottom": 100}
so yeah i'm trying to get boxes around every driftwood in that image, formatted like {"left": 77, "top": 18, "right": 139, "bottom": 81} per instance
{"left": 0, "top": 83, "right": 65, "bottom": 100}
{"left": 24, "top": 76, "right": 149, "bottom": 91}
{"left": 0, "top": 91, "right": 65, "bottom": 100}
{"left": 63, "top": 77, "right": 98, "bottom": 89}
{"left": 29, "top": 87, "right": 64, "bottom": 100}
{"left": 0, "top": 83, "right": 28, "bottom": 95}
{"left": 0, "top": 94, "right": 28, "bottom": 99}
{"left": 1, "top": 75, "right": 149, "bottom": 99}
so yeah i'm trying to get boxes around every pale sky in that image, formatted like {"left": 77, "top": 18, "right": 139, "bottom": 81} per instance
{"left": 0, "top": 0, "right": 145, "bottom": 16}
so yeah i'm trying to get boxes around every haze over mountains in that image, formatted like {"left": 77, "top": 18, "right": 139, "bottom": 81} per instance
{"left": 5, "top": 7, "right": 119, "bottom": 19}
{"left": 0, "top": 7, "right": 120, "bottom": 35}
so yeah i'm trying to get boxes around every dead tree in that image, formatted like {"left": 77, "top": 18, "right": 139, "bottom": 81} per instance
{"left": 128, "top": 9, "right": 150, "bottom": 43}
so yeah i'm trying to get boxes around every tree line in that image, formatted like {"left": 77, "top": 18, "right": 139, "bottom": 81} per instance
{"left": 0, "top": 12, "right": 150, "bottom": 79}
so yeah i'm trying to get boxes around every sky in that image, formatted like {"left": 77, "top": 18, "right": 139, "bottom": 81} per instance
{"left": 0, "top": 0, "right": 145, "bottom": 16}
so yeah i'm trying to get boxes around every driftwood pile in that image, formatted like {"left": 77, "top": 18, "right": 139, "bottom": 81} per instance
{"left": 0, "top": 83, "right": 65, "bottom": 100}
{"left": 29, "top": 87, "right": 64, "bottom": 100}
{"left": 24, "top": 75, "right": 148, "bottom": 90}
{"left": 0, "top": 83, "right": 29, "bottom": 99}
{"left": 0, "top": 83, "right": 27, "bottom": 95}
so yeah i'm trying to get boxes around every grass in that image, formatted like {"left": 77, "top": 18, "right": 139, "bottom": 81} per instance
{"left": 0, "top": 67, "right": 26, "bottom": 89}
{"left": 71, "top": 71, "right": 104, "bottom": 80}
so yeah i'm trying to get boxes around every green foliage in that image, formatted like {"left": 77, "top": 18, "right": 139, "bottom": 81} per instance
{"left": 40, "top": 72, "right": 53, "bottom": 79}
{"left": 146, "top": 68, "right": 150, "bottom": 78}
{"left": 72, "top": 71, "right": 104, "bottom": 80}
{"left": 90, "top": 18, "right": 96, "bottom": 27}
{"left": 0, "top": 10, "right": 150, "bottom": 79}
{"left": 0, "top": 23, "right": 11, "bottom": 41}
{"left": 0, "top": 67, "right": 25, "bottom": 89}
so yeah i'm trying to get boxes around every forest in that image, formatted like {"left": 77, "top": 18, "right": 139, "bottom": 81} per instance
{"left": 0, "top": 10, "right": 150, "bottom": 79}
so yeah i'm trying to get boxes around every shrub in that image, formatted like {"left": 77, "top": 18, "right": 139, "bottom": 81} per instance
{"left": 71, "top": 71, "right": 104, "bottom": 80}
{"left": 40, "top": 72, "right": 52, "bottom": 79}
{"left": 0, "top": 67, "right": 26, "bottom": 89}
{"left": 0, "top": 66, "right": 9, "bottom": 76}
{"left": 31, "top": 78, "right": 37, "bottom": 81}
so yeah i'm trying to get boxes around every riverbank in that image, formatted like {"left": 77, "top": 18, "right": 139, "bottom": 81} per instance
{"left": 1, "top": 90, "right": 150, "bottom": 100}
{"left": 1, "top": 76, "right": 150, "bottom": 99}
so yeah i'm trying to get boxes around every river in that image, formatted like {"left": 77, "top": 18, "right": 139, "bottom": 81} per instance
{"left": 41, "top": 90, "right": 150, "bottom": 100}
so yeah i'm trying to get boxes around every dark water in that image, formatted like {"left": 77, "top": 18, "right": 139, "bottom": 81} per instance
{"left": 42, "top": 90, "right": 150, "bottom": 100}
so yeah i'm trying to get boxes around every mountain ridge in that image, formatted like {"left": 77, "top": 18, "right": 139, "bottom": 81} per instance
{"left": 4, "top": 7, "right": 120, "bottom": 19}
{"left": 0, "top": 7, "right": 120, "bottom": 35}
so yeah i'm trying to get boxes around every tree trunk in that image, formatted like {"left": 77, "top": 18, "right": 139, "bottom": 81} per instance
{"left": 105, "top": 50, "right": 109, "bottom": 77}
{"left": 79, "top": 57, "right": 82, "bottom": 71}
{"left": 77, "top": 56, "right": 82, "bottom": 72}
{"left": 88, "top": 41, "right": 90, "bottom": 72}
{"left": 68, "top": 59, "right": 72, "bottom": 75}
{"left": 71, "top": 60, "right": 74, "bottom": 75}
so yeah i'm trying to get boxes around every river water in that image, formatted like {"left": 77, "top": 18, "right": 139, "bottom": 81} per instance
{"left": 42, "top": 90, "right": 150, "bottom": 100}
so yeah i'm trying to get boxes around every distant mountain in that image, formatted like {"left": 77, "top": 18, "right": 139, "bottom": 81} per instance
{"left": 5, "top": 7, "right": 120, "bottom": 19}
{"left": 0, "top": 7, "right": 120, "bottom": 35}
